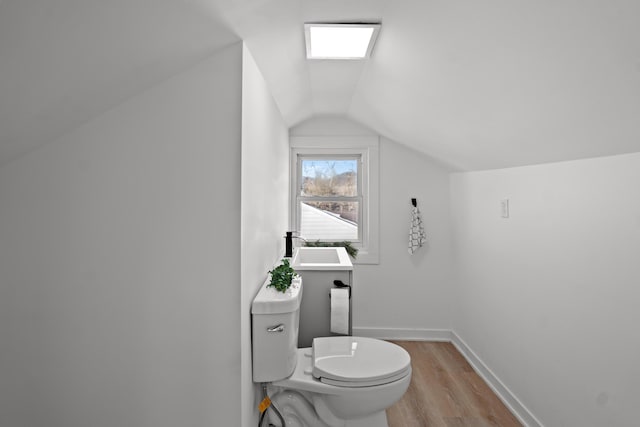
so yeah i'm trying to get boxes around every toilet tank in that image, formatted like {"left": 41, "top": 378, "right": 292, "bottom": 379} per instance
{"left": 252, "top": 275, "right": 302, "bottom": 382}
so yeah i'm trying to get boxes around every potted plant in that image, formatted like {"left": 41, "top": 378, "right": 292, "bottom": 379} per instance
{"left": 268, "top": 259, "right": 297, "bottom": 293}
{"left": 303, "top": 240, "right": 358, "bottom": 259}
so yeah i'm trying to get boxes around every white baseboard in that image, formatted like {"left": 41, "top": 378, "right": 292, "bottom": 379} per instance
{"left": 351, "top": 327, "right": 543, "bottom": 427}
{"left": 352, "top": 327, "right": 452, "bottom": 341}
{"left": 450, "top": 332, "right": 543, "bottom": 427}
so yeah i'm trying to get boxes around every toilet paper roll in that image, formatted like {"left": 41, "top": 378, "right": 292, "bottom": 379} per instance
{"left": 330, "top": 288, "right": 349, "bottom": 335}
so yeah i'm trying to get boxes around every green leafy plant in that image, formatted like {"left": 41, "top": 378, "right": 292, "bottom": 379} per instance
{"left": 268, "top": 259, "right": 297, "bottom": 293}
{"left": 304, "top": 240, "right": 358, "bottom": 259}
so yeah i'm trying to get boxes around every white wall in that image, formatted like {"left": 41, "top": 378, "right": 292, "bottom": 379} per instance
{"left": 291, "top": 117, "right": 455, "bottom": 337}
{"left": 450, "top": 153, "right": 640, "bottom": 427}
{"left": 0, "top": 44, "right": 243, "bottom": 427}
{"left": 240, "top": 45, "right": 289, "bottom": 427}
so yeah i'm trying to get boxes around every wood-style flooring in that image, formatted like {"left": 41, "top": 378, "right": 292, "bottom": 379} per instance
{"left": 386, "top": 341, "right": 522, "bottom": 427}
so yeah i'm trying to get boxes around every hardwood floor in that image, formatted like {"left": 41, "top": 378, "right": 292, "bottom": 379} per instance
{"left": 386, "top": 341, "right": 522, "bottom": 427}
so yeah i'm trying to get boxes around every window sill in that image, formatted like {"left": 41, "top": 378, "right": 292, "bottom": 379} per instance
{"left": 352, "top": 249, "right": 379, "bottom": 265}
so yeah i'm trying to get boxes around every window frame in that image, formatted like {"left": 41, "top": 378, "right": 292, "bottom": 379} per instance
{"left": 290, "top": 136, "right": 379, "bottom": 264}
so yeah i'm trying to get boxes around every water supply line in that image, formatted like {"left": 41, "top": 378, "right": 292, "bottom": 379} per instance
{"left": 259, "top": 383, "right": 285, "bottom": 427}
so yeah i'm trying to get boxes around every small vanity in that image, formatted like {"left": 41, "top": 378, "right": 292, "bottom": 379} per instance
{"left": 290, "top": 247, "right": 353, "bottom": 347}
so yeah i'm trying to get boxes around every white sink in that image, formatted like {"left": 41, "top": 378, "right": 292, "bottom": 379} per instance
{"left": 291, "top": 247, "right": 353, "bottom": 271}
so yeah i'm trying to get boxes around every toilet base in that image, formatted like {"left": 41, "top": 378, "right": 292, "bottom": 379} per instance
{"left": 343, "top": 411, "right": 388, "bottom": 427}
{"left": 269, "top": 408, "right": 388, "bottom": 427}
{"left": 268, "top": 388, "right": 390, "bottom": 427}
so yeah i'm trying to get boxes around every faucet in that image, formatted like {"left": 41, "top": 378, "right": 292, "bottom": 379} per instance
{"left": 284, "top": 232, "right": 306, "bottom": 257}
{"left": 285, "top": 232, "right": 294, "bottom": 257}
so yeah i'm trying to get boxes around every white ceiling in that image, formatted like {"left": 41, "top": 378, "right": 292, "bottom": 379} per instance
{"left": 1, "top": 0, "right": 639, "bottom": 170}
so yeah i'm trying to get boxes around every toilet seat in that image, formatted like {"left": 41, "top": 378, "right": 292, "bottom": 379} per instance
{"left": 312, "top": 337, "right": 411, "bottom": 388}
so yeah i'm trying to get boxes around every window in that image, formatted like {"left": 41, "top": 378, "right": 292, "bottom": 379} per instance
{"left": 298, "top": 156, "right": 360, "bottom": 241}
{"left": 290, "top": 136, "right": 379, "bottom": 264}
{"left": 304, "top": 23, "right": 381, "bottom": 60}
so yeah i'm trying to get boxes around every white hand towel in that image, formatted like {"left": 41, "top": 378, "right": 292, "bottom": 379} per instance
{"left": 408, "top": 206, "right": 427, "bottom": 254}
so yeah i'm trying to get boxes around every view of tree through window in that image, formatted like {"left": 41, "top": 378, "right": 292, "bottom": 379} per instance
{"left": 301, "top": 159, "right": 357, "bottom": 197}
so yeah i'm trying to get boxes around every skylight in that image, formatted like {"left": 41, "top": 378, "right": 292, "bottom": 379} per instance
{"left": 304, "top": 23, "right": 381, "bottom": 60}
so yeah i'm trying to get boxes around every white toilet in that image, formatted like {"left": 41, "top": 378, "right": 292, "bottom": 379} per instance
{"left": 252, "top": 276, "right": 411, "bottom": 427}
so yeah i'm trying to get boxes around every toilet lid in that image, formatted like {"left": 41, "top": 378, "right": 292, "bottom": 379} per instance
{"left": 312, "top": 337, "right": 411, "bottom": 387}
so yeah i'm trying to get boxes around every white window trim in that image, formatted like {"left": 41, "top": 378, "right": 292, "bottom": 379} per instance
{"left": 290, "top": 136, "right": 379, "bottom": 264}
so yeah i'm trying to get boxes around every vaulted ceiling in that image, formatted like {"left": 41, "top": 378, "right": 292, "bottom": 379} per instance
{"left": 1, "top": 0, "right": 639, "bottom": 170}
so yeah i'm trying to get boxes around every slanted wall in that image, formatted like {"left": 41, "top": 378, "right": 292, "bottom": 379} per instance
{"left": 0, "top": 43, "right": 243, "bottom": 427}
